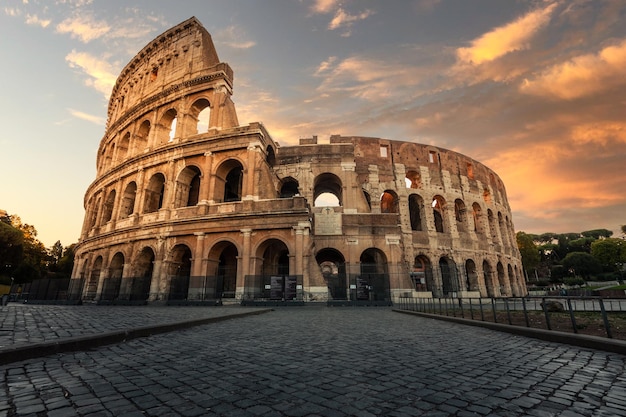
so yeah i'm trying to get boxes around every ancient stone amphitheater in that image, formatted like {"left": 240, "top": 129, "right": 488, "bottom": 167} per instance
{"left": 71, "top": 17, "right": 526, "bottom": 305}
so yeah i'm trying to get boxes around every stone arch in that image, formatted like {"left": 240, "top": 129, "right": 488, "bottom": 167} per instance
{"left": 256, "top": 238, "right": 290, "bottom": 277}
{"left": 158, "top": 108, "right": 177, "bottom": 145}
{"left": 129, "top": 246, "right": 154, "bottom": 301}
{"left": 380, "top": 190, "right": 399, "bottom": 214}
{"left": 454, "top": 199, "right": 467, "bottom": 232}
{"left": 88, "top": 195, "right": 101, "bottom": 229}
{"left": 487, "top": 209, "right": 498, "bottom": 243}
{"left": 215, "top": 159, "right": 244, "bottom": 203}
{"left": 359, "top": 248, "right": 390, "bottom": 301}
{"left": 465, "top": 259, "right": 478, "bottom": 291}
{"left": 497, "top": 261, "right": 507, "bottom": 296}
{"left": 483, "top": 260, "right": 495, "bottom": 297}
{"left": 405, "top": 170, "right": 421, "bottom": 189}
{"left": 85, "top": 256, "right": 103, "bottom": 300}
{"left": 174, "top": 165, "right": 202, "bottom": 208}
{"left": 168, "top": 244, "right": 193, "bottom": 300}
{"left": 498, "top": 212, "right": 509, "bottom": 247}
{"left": 266, "top": 145, "right": 276, "bottom": 167}
{"left": 119, "top": 181, "right": 137, "bottom": 218}
{"left": 190, "top": 98, "right": 211, "bottom": 134}
{"left": 439, "top": 256, "right": 458, "bottom": 296}
{"left": 118, "top": 132, "right": 130, "bottom": 163}
{"left": 507, "top": 264, "right": 515, "bottom": 296}
{"left": 313, "top": 173, "right": 342, "bottom": 207}
{"left": 144, "top": 173, "right": 166, "bottom": 213}
{"left": 412, "top": 255, "right": 433, "bottom": 292}
{"left": 279, "top": 177, "right": 299, "bottom": 198}
{"left": 432, "top": 195, "right": 446, "bottom": 233}
{"left": 101, "top": 190, "right": 116, "bottom": 224}
{"left": 316, "top": 248, "right": 347, "bottom": 300}
{"left": 408, "top": 194, "right": 424, "bottom": 231}
{"left": 135, "top": 119, "right": 150, "bottom": 151}
{"left": 207, "top": 241, "right": 239, "bottom": 299}
{"left": 472, "top": 202, "right": 483, "bottom": 234}
{"left": 102, "top": 252, "right": 124, "bottom": 301}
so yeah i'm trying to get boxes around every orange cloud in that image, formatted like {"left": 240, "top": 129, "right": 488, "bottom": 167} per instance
{"left": 456, "top": 3, "right": 556, "bottom": 65}
{"left": 520, "top": 38, "right": 626, "bottom": 99}
{"left": 65, "top": 50, "right": 117, "bottom": 99}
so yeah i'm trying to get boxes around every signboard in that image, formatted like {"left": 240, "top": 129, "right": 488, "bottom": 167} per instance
{"left": 315, "top": 207, "right": 342, "bottom": 235}
{"left": 270, "top": 276, "right": 283, "bottom": 300}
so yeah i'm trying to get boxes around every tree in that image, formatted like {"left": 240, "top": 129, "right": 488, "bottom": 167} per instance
{"left": 516, "top": 232, "right": 540, "bottom": 276}
{"left": 0, "top": 221, "right": 24, "bottom": 278}
{"left": 581, "top": 229, "right": 613, "bottom": 239}
{"left": 591, "top": 238, "right": 626, "bottom": 273}
{"left": 562, "top": 252, "right": 602, "bottom": 279}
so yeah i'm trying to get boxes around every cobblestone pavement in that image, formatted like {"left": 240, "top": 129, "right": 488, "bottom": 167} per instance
{"left": 1, "top": 305, "right": 625, "bottom": 417}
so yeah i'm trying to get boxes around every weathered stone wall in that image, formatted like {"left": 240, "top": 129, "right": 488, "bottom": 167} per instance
{"left": 71, "top": 17, "right": 525, "bottom": 304}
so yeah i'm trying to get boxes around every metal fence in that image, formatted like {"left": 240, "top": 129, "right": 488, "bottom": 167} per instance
{"left": 396, "top": 296, "right": 626, "bottom": 339}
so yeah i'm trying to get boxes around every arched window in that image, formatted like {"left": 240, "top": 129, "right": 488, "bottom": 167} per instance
{"left": 472, "top": 202, "right": 483, "bottom": 234}
{"left": 190, "top": 98, "right": 211, "bottom": 134}
{"left": 359, "top": 248, "right": 390, "bottom": 301}
{"left": 432, "top": 195, "right": 446, "bottom": 233}
{"left": 136, "top": 120, "right": 150, "bottom": 151}
{"left": 454, "top": 199, "right": 467, "bottom": 232}
{"left": 405, "top": 170, "right": 421, "bottom": 188}
{"left": 279, "top": 177, "right": 299, "bottom": 198}
{"left": 174, "top": 166, "right": 202, "bottom": 208}
{"left": 118, "top": 132, "right": 130, "bottom": 163}
{"left": 158, "top": 109, "right": 177, "bottom": 144}
{"left": 408, "top": 194, "right": 424, "bottom": 231}
{"left": 144, "top": 173, "right": 166, "bottom": 213}
{"left": 224, "top": 166, "right": 243, "bottom": 202}
{"left": 101, "top": 190, "right": 116, "bottom": 223}
{"left": 120, "top": 182, "right": 137, "bottom": 218}
{"left": 313, "top": 173, "right": 342, "bottom": 207}
{"left": 380, "top": 190, "right": 398, "bottom": 213}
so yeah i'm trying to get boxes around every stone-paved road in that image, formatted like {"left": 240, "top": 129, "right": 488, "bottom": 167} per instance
{"left": 1, "top": 305, "right": 625, "bottom": 417}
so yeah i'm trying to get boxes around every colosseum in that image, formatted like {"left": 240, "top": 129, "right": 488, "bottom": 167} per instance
{"left": 70, "top": 17, "right": 526, "bottom": 305}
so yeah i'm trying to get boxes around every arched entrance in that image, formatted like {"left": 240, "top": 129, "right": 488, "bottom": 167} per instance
{"left": 168, "top": 244, "right": 192, "bottom": 300}
{"left": 439, "top": 257, "right": 458, "bottom": 297}
{"left": 316, "top": 248, "right": 347, "bottom": 300}
{"left": 412, "top": 255, "right": 434, "bottom": 292}
{"left": 358, "top": 248, "right": 391, "bottom": 302}
{"left": 101, "top": 252, "right": 124, "bottom": 301}
{"left": 245, "top": 239, "right": 297, "bottom": 301}
{"left": 85, "top": 256, "right": 103, "bottom": 300}
{"left": 205, "top": 241, "right": 238, "bottom": 300}
{"left": 129, "top": 247, "right": 154, "bottom": 301}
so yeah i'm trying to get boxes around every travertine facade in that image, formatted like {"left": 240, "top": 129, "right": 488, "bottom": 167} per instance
{"left": 71, "top": 17, "right": 526, "bottom": 304}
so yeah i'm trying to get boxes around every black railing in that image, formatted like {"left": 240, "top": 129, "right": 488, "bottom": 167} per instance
{"left": 396, "top": 296, "right": 626, "bottom": 339}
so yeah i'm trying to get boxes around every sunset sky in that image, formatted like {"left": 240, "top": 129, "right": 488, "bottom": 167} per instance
{"left": 1, "top": 0, "right": 625, "bottom": 248}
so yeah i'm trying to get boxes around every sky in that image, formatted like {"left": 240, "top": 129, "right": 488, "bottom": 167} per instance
{"left": 1, "top": 0, "right": 625, "bottom": 248}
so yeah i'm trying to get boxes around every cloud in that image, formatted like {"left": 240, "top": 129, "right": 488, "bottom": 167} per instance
{"left": 214, "top": 25, "right": 256, "bottom": 50}
{"left": 328, "top": 8, "right": 374, "bottom": 32}
{"left": 456, "top": 3, "right": 557, "bottom": 65}
{"left": 4, "top": 7, "right": 21, "bottom": 17}
{"left": 65, "top": 50, "right": 117, "bottom": 99}
{"left": 310, "top": 0, "right": 339, "bottom": 14}
{"left": 25, "top": 14, "right": 51, "bottom": 27}
{"left": 520, "top": 38, "right": 626, "bottom": 99}
{"left": 56, "top": 13, "right": 110, "bottom": 43}
{"left": 67, "top": 108, "right": 105, "bottom": 125}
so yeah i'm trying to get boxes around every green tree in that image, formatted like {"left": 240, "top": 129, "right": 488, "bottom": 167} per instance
{"left": 0, "top": 221, "right": 24, "bottom": 278}
{"left": 516, "top": 232, "right": 540, "bottom": 277}
{"left": 4, "top": 215, "right": 48, "bottom": 282}
{"left": 562, "top": 252, "right": 602, "bottom": 279}
{"left": 591, "top": 238, "right": 626, "bottom": 273}
{"left": 581, "top": 229, "right": 613, "bottom": 239}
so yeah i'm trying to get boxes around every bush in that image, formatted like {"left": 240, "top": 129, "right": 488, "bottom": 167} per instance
{"left": 564, "top": 277, "right": 585, "bottom": 287}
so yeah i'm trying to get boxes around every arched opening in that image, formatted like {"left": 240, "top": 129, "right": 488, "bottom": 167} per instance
{"left": 316, "top": 248, "right": 347, "bottom": 300}
{"left": 432, "top": 195, "right": 446, "bottom": 233}
{"left": 88, "top": 196, "right": 101, "bottom": 229}
{"left": 279, "top": 177, "right": 299, "bottom": 198}
{"left": 497, "top": 262, "right": 507, "bottom": 296}
{"left": 85, "top": 256, "right": 102, "bottom": 300}
{"left": 439, "top": 257, "right": 457, "bottom": 296}
{"left": 409, "top": 194, "right": 424, "bottom": 231}
{"left": 380, "top": 190, "right": 399, "bottom": 213}
{"left": 131, "top": 247, "right": 154, "bottom": 301}
{"left": 266, "top": 145, "right": 276, "bottom": 167}
{"left": 498, "top": 212, "right": 509, "bottom": 248}
{"left": 135, "top": 120, "right": 150, "bottom": 151}
{"left": 192, "top": 98, "right": 211, "bottom": 133}
{"left": 118, "top": 132, "right": 130, "bottom": 162}
{"left": 472, "top": 202, "right": 483, "bottom": 234}
{"left": 248, "top": 239, "right": 293, "bottom": 301}
{"left": 174, "top": 166, "right": 202, "bottom": 208}
{"left": 168, "top": 244, "right": 192, "bottom": 300}
{"left": 144, "top": 173, "right": 166, "bottom": 213}
{"left": 212, "top": 242, "right": 238, "bottom": 299}
{"left": 454, "top": 199, "right": 467, "bottom": 232}
{"left": 313, "top": 173, "right": 342, "bottom": 207}
{"left": 119, "top": 182, "right": 137, "bottom": 218}
{"left": 412, "top": 255, "right": 433, "bottom": 292}
{"left": 101, "top": 190, "right": 116, "bottom": 224}
{"left": 101, "top": 252, "right": 124, "bottom": 301}
{"left": 483, "top": 260, "right": 495, "bottom": 297}
{"left": 465, "top": 259, "right": 478, "bottom": 291}
{"left": 359, "top": 248, "right": 390, "bottom": 301}
{"left": 405, "top": 170, "right": 421, "bottom": 188}
{"left": 158, "top": 109, "right": 177, "bottom": 144}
